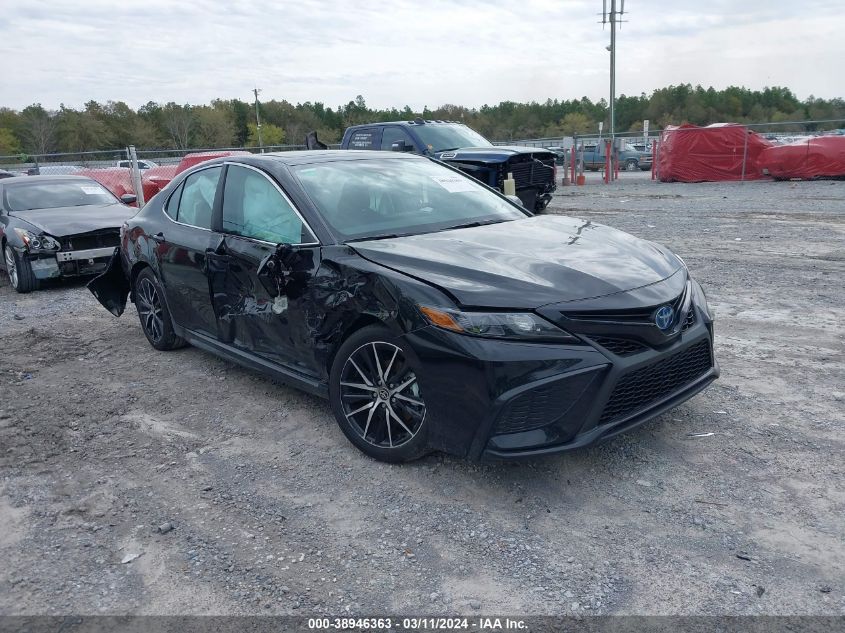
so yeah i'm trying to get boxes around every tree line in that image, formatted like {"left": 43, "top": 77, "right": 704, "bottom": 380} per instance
{"left": 1, "top": 85, "right": 843, "bottom": 157}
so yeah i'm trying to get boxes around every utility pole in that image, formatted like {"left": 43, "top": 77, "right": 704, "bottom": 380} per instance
{"left": 253, "top": 87, "right": 264, "bottom": 151}
{"left": 601, "top": 0, "right": 625, "bottom": 178}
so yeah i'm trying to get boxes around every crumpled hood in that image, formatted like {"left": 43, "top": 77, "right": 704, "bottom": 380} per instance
{"left": 10, "top": 203, "right": 136, "bottom": 237}
{"left": 351, "top": 215, "right": 682, "bottom": 308}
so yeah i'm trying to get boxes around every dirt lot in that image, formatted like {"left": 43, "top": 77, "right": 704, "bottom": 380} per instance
{"left": 1, "top": 175, "right": 843, "bottom": 616}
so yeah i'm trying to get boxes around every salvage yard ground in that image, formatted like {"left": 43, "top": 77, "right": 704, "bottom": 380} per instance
{"left": 0, "top": 175, "right": 843, "bottom": 615}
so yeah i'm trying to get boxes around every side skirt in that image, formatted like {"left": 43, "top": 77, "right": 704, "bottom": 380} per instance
{"left": 173, "top": 325, "right": 329, "bottom": 399}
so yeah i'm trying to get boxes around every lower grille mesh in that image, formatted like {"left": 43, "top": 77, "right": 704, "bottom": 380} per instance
{"left": 495, "top": 365, "right": 591, "bottom": 435}
{"left": 599, "top": 340, "right": 712, "bottom": 425}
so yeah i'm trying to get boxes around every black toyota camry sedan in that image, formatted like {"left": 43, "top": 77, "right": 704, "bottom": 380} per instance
{"left": 88, "top": 151, "right": 718, "bottom": 462}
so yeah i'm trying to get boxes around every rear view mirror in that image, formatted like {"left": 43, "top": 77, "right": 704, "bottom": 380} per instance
{"left": 120, "top": 194, "right": 137, "bottom": 205}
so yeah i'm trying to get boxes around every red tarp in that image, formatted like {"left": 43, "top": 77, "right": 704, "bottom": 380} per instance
{"left": 657, "top": 123, "right": 773, "bottom": 182}
{"left": 77, "top": 168, "right": 165, "bottom": 207}
{"left": 760, "top": 136, "right": 845, "bottom": 180}
{"left": 80, "top": 151, "right": 252, "bottom": 205}
{"left": 173, "top": 150, "right": 250, "bottom": 175}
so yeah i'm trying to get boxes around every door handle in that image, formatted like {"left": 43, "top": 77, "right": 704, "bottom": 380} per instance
{"left": 150, "top": 232, "right": 165, "bottom": 243}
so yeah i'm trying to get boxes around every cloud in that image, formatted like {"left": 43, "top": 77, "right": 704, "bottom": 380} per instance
{"left": 0, "top": 0, "right": 841, "bottom": 111}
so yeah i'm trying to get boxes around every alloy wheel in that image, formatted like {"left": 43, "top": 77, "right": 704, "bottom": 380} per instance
{"left": 137, "top": 277, "right": 164, "bottom": 343}
{"left": 339, "top": 341, "right": 426, "bottom": 449}
{"left": 4, "top": 246, "right": 18, "bottom": 288}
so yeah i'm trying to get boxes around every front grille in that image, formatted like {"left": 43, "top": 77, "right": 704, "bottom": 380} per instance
{"left": 682, "top": 307, "right": 696, "bottom": 331}
{"left": 61, "top": 230, "right": 120, "bottom": 251}
{"left": 598, "top": 339, "right": 712, "bottom": 425}
{"left": 591, "top": 336, "right": 647, "bottom": 356}
{"left": 495, "top": 365, "right": 591, "bottom": 435}
{"left": 507, "top": 157, "right": 555, "bottom": 188}
{"left": 565, "top": 284, "right": 688, "bottom": 326}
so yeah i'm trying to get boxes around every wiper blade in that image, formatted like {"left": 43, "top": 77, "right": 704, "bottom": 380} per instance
{"left": 444, "top": 220, "right": 503, "bottom": 231}
{"left": 346, "top": 233, "right": 403, "bottom": 242}
{"left": 437, "top": 147, "right": 461, "bottom": 152}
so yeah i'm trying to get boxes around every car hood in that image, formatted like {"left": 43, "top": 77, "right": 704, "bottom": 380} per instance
{"left": 350, "top": 216, "right": 682, "bottom": 308}
{"left": 436, "top": 146, "right": 554, "bottom": 162}
{"left": 10, "top": 203, "right": 136, "bottom": 237}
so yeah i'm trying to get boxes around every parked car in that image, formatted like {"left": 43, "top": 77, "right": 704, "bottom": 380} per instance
{"left": 1, "top": 175, "right": 137, "bottom": 292}
{"left": 0, "top": 169, "right": 18, "bottom": 179}
{"left": 337, "top": 119, "right": 557, "bottom": 211}
{"left": 88, "top": 151, "right": 718, "bottom": 462}
{"left": 114, "top": 159, "right": 158, "bottom": 170}
{"left": 26, "top": 165, "right": 83, "bottom": 176}
{"left": 77, "top": 167, "right": 164, "bottom": 208}
{"left": 576, "top": 142, "right": 652, "bottom": 171}
{"left": 544, "top": 147, "right": 568, "bottom": 166}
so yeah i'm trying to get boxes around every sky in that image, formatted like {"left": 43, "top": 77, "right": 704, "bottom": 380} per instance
{"left": 0, "top": 0, "right": 842, "bottom": 112}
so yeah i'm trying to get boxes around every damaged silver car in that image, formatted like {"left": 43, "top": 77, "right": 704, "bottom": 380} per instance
{"left": 0, "top": 175, "right": 137, "bottom": 293}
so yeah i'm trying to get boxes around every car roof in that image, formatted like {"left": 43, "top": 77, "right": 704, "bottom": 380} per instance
{"left": 244, "top": 150, "right": 425, "bottom": 167}
{"left": 347, "top": 120, "right": 464, "bottom": 129}
{"left": 0, "top": 174, "right": 98, "bottom": 185}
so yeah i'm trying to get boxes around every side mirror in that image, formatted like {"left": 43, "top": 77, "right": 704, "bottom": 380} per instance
{"left": 120, "top": 193, "right": 137, "bottom": 205}
{"left": 391, "top": 140, "right": 413, "bottom": 152}
{"left": 257, "top": 243, "right": 295, "bottom": 276}
{"left": 506, "top": 194, "right": 525, "bottom": 208}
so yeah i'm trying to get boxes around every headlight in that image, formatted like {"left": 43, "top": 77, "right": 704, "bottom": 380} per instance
{"left": 419, "top": 305, "right": 579, "bottom": 343}
{"left": 14, "top": 228, "right": 60, "bottom": 251}
{"left": 691, "top": 279, "right": 715, "bottom": 321}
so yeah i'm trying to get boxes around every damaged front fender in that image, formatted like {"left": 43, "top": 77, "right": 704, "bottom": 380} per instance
{"left": 87, "top": 248, "right": 130, "bottom": 316}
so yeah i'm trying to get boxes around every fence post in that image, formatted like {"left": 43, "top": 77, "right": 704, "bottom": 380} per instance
{"left": 614, "top": 140, "right": 620, "bottom": 180}
{"left": 651, "top": 140, "right": 657, "bottom": 180}
{"left": 656, "top": 136, "right": 662, "bottom": 181}
{"left": 571, "top": 134, "right": 578, "bottom": 183}
{"left": 740, "top": 128, "right": 749, "bottom": 183}
{"left": 128, "top": 145, "right": 146, "bottom": 208}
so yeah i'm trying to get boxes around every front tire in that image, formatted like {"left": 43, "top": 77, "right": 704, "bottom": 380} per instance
{"left": 134, "top": 268, "right": 185, "bottom": 351}
{"left": 4, "top": 244, "right": 38, "bottom": 293}
{"left": 329, "top": 325, "right": 429, "bottom": 462}
{"left": 625, "top": 159, "right": 638, "bottom": 171}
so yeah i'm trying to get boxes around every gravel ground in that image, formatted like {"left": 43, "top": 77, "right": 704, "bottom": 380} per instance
{"left": 0, "top": 175, "right": 843, "bottom": 616}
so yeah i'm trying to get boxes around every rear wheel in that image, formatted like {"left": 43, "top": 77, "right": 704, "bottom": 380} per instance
{"left": 134, "top": 268, "right": 185, "bottom": 351}
{"left": 625, "top": 159, "right": 638, "bottom": 171}
{"left": 329, "top": 325, "right": 429, "bottom": 462}
{"left": 4, "top": 244, "right": 38, "bottom": 293}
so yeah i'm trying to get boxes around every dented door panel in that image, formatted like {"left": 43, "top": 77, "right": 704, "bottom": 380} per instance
{"left": 209, "top": 235, "right": 323, "bottom": 375}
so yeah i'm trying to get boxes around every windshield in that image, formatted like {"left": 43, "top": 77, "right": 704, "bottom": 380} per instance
{"left": 4, "top": 180, "right": 117, "bottom": 211}
{"left": 293, "top": 158, "right": 527, "bottom": 241}
{"left": 413, "top": 124, "right": 492, "bottom": 152}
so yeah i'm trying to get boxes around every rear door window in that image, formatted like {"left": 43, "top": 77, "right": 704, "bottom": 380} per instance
{"left": 348, "top": 129, "right": 380, "bottom": 150}
{"left": 177, "top": 166, "right": 222, "bottom": 229}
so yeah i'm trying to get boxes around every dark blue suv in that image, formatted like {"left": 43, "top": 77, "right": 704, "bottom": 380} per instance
{"left": 339, "top": 119, "right": 557, "bottom": 211}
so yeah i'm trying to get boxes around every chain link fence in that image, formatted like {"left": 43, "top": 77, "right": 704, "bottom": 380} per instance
{"left": 2, "top": 118, "right": 843, "bottom": 196}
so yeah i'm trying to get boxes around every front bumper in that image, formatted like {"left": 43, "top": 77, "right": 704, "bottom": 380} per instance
{"left": 25, "top": 247, "right": 115, "bottom": 279}
{"left": 403, "top": 301, "right": 718, "bottom": 460}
